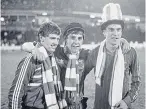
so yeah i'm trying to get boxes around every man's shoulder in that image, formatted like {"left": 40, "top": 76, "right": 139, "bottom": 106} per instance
{"left": 54, "top": 45, "right": 65, "bottom": 56}
{"left": 124, "top": 47, "right": 138, "bottom": 62}
{"left": 80, "top": 49, "right": 90, "bottom": 55}
{"left": 89, "top": 46, "right": 100, "bottom": 56}
{"left": 55, "top": 45, "right": 63, "bottom": 51}
{"left": 79, "top": 49, "right": 90, "bottom": 60}
{"left": 17, "top": 54, "right": 38, "bottom": 69}
{"left": 125, "top": 47, "right": 137, "bottom": 56}
{"left": 17, "top": 54, "right": 31, "bottom": 69}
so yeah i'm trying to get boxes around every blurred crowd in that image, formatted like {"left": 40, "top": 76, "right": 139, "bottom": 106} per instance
{"left": 1, "top": 0, "right": 145, "bottom": 46}
{"left": 1, "top": 0, "right": 145, "bottom": 17}
{"left": 1, "top": 30, "right": 37, "bottom": 46}
{"left": 1, "top": 23, "right": 145, "bottom": 47}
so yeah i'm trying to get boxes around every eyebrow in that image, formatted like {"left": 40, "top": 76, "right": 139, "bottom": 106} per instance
{"left": 71, "top": 34, "right": 83, "bottom": 37}
{"left": 108, "top": 27, "right": 122, "bottom": 30}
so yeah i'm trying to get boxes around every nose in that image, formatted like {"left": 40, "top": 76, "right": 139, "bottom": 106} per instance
{"left": 113, "top": 30, "right": 119, "bottom": 36}
{"left": 54, "top": 38, "right": 59, "bottom": 45}
{"left": 74, "top": 38, "right": 79, "bottom": 43}
{"left": 112, "top": 30, "right": 120, "bottom": 39}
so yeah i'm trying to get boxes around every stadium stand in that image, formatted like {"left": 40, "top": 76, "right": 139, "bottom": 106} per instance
{"left": 1, "top": 0, "right": 145, "bottom": 46}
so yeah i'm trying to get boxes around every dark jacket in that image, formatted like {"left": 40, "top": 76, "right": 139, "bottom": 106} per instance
{"left": 84, "top": 46, "right": 141, "bottom": 109}
{"left": 54, "top": 45, "right": 89, "bottom": 107}
{"left": 8, "top": 45, "right": 90, "bottom": 109}
{"left": 8, "top": 54, "right": 46, "bottom": 109}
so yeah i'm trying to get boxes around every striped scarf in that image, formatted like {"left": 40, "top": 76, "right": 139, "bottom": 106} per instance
{"left": 64, "top": 54, "right": 82, "bottom": 109}
{"left": 39, "top": 46, "right": 67, "bottom": 109}
{"left": 64, "top": 54, "right": 79, "bottom": 92}
{"left": 95, "top": 40, "right": 125, "bottom": 108}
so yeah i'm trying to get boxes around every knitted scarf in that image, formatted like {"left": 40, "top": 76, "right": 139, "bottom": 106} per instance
{"left": 95, "top": 40, "right": 125, "bottom": 108}
{"left": 64, "top": 54, "right": 79, "bottom": 92}
{"left": 63, "top": 46, "right": 82, "bottom": 108}
{"left": 39, "top": 46, "right": 67, "bottom": 109}
{"left": 64, "top": 54, "right": 82, "bottom": 109}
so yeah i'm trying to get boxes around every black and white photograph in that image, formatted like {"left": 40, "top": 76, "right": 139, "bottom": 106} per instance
{"left": 1, "top": 0, "right": 145, "bottom": 109}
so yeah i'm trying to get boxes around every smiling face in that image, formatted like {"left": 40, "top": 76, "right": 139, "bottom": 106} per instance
{"left": 38, "top": 22, "right": 61, "bottom": 53}
{"left": 65, "top": 31, "right": 84, "bottom": 54}
{"left": 103, "top": 24, "right": 122, "bottom": 48}
{"left": 40, "top": 34, "right": 60, "bottom": 53}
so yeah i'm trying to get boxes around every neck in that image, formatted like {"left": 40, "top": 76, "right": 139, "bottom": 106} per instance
{"left": 47, "top": 50, "right": 53, "bottom": 56}
{"left": 64, "top": 46, "right": 79, "bottom": 55}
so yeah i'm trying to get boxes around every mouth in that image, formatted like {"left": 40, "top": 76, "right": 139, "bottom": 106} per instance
{"left": 112, "top": 43, "right": 117, "bottom": 46}
{"left": 115, "top": 37, "right": 120, "bottom": 40}
{"left": 51, "top": 45, "right": 57, "bottom": 49}
{"left": 72, "top": 45, "right": 80, "bottom": 48}
{"left": 112, "top": 37, "right": 119, "bottom": 40}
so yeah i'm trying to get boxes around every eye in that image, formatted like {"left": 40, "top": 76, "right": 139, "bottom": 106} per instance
{"left": 71, "top": 36, "right": 76, "bottom": 40}
{"left": 50, "top": 37, "right": 56, "bottom": 40}
{"left": 109, "top": 28, "right": 114, "bottom": 32}
{"left": 57, "top": 38, "right": 60, "bottom": 41}
{"left": 117, "top": 28, "right": 122, "bottom": 32}
{"left": 78, "top": 37, "right": 83, "bottom": 40}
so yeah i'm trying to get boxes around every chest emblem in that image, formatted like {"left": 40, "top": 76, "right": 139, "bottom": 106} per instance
{"left": 56, "top": 58, "right": 64, "bottom": 66}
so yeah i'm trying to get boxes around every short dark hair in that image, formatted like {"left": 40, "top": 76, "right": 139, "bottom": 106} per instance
{"left": 38, "top": 22, "right": 61, "bottom": 40}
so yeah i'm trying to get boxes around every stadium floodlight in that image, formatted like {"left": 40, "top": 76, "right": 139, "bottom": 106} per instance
{"left": 135, "top": 18, "right": 140, "bottom": 22}
{"left": 42, "top": 12, "right": 48, "bottom": 16}
{"left": 91, "top": 23, "right": 95, "bottom": 27}
{"left": 124, "top": 17, "right": 130, "bottom": 21}
{"left": 90, "top": 14, "right": 96, "bottom": 18}
{"left": 96, "top": 22, "right": 100, "bottom": 26}
{"left": 4, "top": 32, "right": 8, "bottom": 36}
{"left": 98, "top": 19, "right": 102, "bottom": 23}
{"left": 1, "top": 17, "right": 4, "bottom": 21}
{"left": 32, "top": 19, "right": 35, "bottom": 22}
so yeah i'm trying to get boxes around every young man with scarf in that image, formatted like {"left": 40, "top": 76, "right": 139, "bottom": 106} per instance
{"left": 84, "top": 3, "right": 141, "bottom": 109}
{"left": 22, "top": 22, "right": 90, "bottom": 109}
{"left": 21, "top": 22, "right": 131, "bottom": 109}
{"left": 8, "top": 22, "right": 67, "bottom": 109}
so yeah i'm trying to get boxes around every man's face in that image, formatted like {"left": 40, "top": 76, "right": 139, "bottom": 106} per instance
{"left": 66, "top": 32, "right": 84, "bottom": 54}
{"left": 103, "top": 24, "right": 122, "bottom": 48}
{"left": 40, "top": 34, "right": 60, "bottom": 53}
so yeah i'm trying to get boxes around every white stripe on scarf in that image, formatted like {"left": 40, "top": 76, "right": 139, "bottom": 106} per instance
{"left": 64, "top": 54, "right": 79, "bottom": 91}
{"left": 95, "top": 40, "right": 125, "bottom": 107}
{"left": 39, "top": 46, "right": 67, "bottom": 109}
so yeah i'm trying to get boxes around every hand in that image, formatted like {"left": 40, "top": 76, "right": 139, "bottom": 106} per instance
{"left": 121, "top": 38, "right": 131, "bottom": 54}
{"left": 32, "top": 47, "right": 45, "bottom": 61}
{"left": 115, "top": 100, "right": 128, "bottom": 109}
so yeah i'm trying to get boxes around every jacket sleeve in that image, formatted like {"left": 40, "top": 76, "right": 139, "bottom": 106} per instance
{"left": 8, "top": 54, "right": 33, "bottom": 109}
{"left": 83, "top": 47, "right": 99, "bottom": 76}
{"left": 123, "top": 48, "right": 141, "bottom": 107}
{"left": 79, "top": 47, "right": 99, "bottom": 90}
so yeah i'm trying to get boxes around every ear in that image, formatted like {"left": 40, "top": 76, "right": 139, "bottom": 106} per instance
{"left": 102, "top": 30, "right": 106, "bottom": 38}
{"left": 39, "top": 35, "right": 45, "bottom": 43}
{"left": 64, "top": 40, "right": 68, "bottom": 46}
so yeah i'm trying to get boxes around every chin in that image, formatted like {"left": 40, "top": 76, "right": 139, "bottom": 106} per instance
{"left": 73, "top": 50, "right": 79, "bottom": 54}
{"left": 51, "top": 49, "right": 55, "bottom": 52}
{"left": 113, "top": 45, "right": 119, "bottom": 48}
{"left": 45, "top": 48, "right": 54, "bottom": 53}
